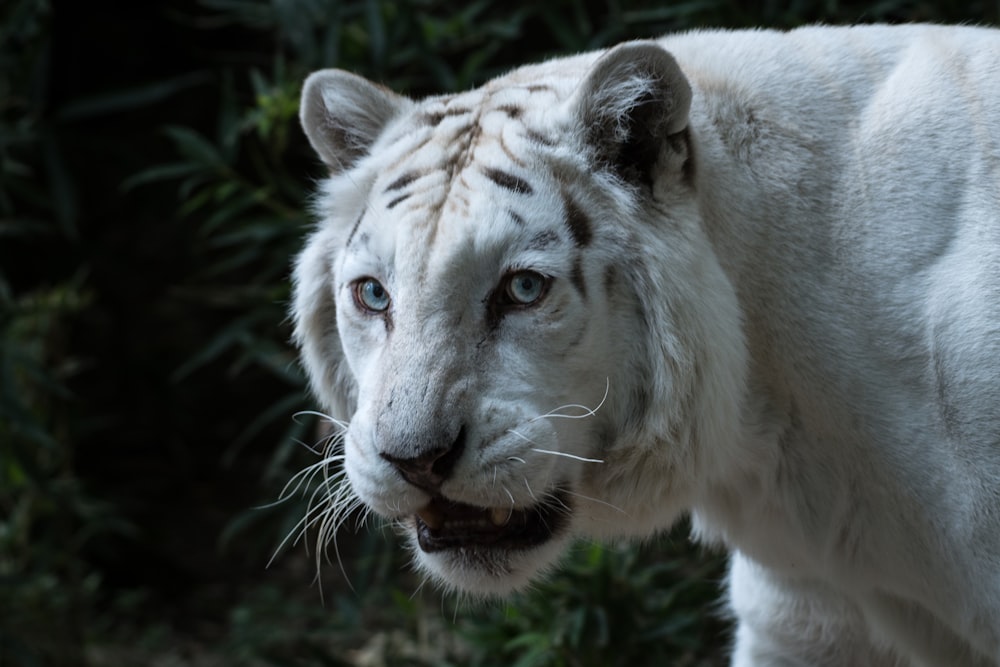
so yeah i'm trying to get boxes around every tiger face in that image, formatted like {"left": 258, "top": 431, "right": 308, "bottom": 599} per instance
{"left": 293, "top": 43, "right": 745, "bottom": 594}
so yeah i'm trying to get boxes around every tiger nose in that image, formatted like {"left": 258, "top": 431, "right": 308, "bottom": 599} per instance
{"left": 380, "top": 426, "right": 466, "bottom": 492}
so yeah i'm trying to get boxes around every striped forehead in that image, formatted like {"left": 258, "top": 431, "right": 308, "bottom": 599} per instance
{"left": 352, "top": 83, "right": 591, "bottom": 248}
{"left": 375, "top": 87, "right": 555, "bottom": 209}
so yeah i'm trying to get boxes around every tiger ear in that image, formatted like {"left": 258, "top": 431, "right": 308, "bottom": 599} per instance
{"left": 573, "top": 42, "right": 692, "bottom": 185}
{"left": 300, "top": 70, "right": 412, "bottom": 174}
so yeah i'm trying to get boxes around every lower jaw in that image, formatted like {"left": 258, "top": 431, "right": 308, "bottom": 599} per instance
{"left": 401, "top": 494, "right": 569, "bottom": 595}
{"left": 412, "top": 530, "right": 572, "bottom": 596}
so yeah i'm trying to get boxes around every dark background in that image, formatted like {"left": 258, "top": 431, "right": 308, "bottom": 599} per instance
{"left": 3, "top": 1, "right": 997, "bottom": 665}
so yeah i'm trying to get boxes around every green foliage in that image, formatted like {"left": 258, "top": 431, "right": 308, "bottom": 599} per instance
{"left": 1, "top": 284, "right": 93, "bottom": 667}
{"left": 0, "top": 0, "right": 73, "bottom": 239}
{"left": 454, "top": 537, "right": 727, "bottom": 667}
{"left": 0, "top": 259, "right": 132, "bottom": 667}
{"left": 0, "top": 2, "right": 120, "bottom": 664}
{"left": 177, "top": 526, "right": 726, "bottom": 667}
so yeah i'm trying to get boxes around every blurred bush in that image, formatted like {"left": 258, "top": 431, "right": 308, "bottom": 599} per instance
{"left": 2, "top": 0, "right": 996, "bottom": 665}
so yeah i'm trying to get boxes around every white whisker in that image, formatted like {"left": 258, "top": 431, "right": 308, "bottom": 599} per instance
{"left": 268, "top": 513, "right": 310, "bottom": 568}
{"left": 530, "top": 447, "right": 603, "bottom": 464}
{"left": 268, "top": 410, "right": 364, "bottom": 597}
{"left": 528, "top": 378, "right": 610, "bottom": 422}
{"left": 524, "top": 477, "right": 539, "bottom": 503}
{"left": 409, "top": 575, "right": 430, "bottom": 601}
{"left": 289, "top": 436, "right": 325, "bottom": 456}
{"left": 261, "top": 455, "right": 344, "bottom": 509}
{"left": 507, "top": 428, "right": 539, "bottom": 446}
{"left": 292, "top": 409, "right": 350, "bottom": 431}
{"left": 563, "top": 489, "right": 628, "bottom": 515}
{"left": 503, "top": 486, "right": 516, "bottom": 510}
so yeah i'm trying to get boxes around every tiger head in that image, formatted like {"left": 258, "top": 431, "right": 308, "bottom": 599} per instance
{"left": 292, "top": 42, "right": 746, "bottom": 595}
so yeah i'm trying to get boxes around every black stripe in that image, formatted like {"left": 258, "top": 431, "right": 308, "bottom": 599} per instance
{"left": 527, "top": 230, "right": 559, "bottom": 250}
{"left": 387, "top": 194, "right": 410, "bottom": 209}
{"left": 385, "top": 172, "right": 419, "bottom": 192}
{"left": 677, "top": 127, "right": 696, "bottom": 185}
{"left": 497, "top": 104, "right": 523, "bottom": 119}
{"left": 421, "top": 111, "right": 445, "bottom": 126}
{"left": 345, "top": 213, "right": 364, "bottom": 247}
{"left": 603, "top": 265, "right": 618, "bottom": 295}
{"left": 483, "top": 167, "right": 533, "bottom": 195}
{"left": 570, "top": 256, "right": 587, "bottom": 299}
{"left": 420, "top": 106, "right": 473, "bottom": 127}
{"left": 562, "top": 191, "right": 592, "bottom": 247}
{"left": 523, "top": 129, "right": 554, "bottom": 146}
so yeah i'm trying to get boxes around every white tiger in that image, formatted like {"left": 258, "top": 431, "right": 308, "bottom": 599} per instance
{"left": 292, "top": 24, "right": 1000, "bottom": 666}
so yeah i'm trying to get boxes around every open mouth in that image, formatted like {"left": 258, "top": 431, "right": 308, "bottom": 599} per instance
{"left": 414, "top": 489, "right": 570, "bottom": 553}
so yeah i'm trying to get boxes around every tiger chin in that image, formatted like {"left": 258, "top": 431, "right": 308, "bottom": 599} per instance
{"left": 291, "top": 24, "right": 1000, "bottom": 667}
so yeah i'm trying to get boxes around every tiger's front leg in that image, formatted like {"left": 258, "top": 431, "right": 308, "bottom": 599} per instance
{"left": 728, "top": 554, "right": 902, "bottom": 667}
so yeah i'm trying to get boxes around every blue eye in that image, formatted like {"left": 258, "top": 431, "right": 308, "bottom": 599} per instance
{"left": 355, "top": 278, "right": 390, "bottom": 312}
{"left": 505, "top": 271, "right": 546, "bottom": 305}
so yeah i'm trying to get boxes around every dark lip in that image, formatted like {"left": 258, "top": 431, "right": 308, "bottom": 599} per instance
{"left": 414, "top": 489, "right": 570, "bottom": 553}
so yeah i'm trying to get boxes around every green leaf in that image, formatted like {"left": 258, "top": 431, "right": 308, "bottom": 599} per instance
{"left": 41, "top": 134, "right": 77, "bottom": 238}
{"left": 163, "top": 125, "right": 227, "bottom": 168}
{"left": 55, "top": 72, "right": 213, "bottom": 121}
{"left": 170, "top": 314, "right": 256, "bottom": 382}
{"left": 364, "top": 0, "right": 387, "bottom": 68}
{"left": 121, "top": 162, "right": 205, "bottom": 191}
{"left": 508, "top": 641, "right": 555, "bottom": 667}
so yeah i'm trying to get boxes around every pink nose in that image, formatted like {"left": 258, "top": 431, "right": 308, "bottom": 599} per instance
{"left": 379, "top": 426, "right": 466, "bottom": 492}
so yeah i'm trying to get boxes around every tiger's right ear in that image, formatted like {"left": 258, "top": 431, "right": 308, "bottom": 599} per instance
{"left": 571, "top": 43, "right": 691, "bottom": 187}
{"left": 300, "top": 70, "right": 413, "bottom": 174}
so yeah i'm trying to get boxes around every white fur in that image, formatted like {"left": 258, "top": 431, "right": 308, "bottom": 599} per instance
{"left": 294, "top": 24, "right": 1000, "bottom": 666}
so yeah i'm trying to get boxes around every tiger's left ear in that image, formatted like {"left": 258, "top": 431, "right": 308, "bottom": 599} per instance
{"left": 572, "top": 42, "right": 692, "bottom": 186}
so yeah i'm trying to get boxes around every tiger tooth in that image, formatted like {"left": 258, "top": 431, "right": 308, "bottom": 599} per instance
{"left": 490, "top": 506, "right": 510, "bottom": 526}
{"left": 416, "top": 506, "right": 443, "bottom": 530}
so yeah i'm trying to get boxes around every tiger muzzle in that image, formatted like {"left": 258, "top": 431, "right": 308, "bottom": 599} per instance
{"left": 379, "top": 425, "right": 467, "bottom": 493}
